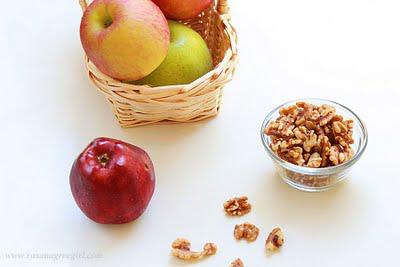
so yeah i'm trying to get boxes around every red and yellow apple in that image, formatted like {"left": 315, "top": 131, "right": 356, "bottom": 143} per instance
{"left": 80, "top": 0, "right": 170, "bottom": 81}
{"left": 70, "top": 137, "right": 156, "bottom": 224}
{"left": 152, "top": 0, "right": 213, "bottom": 20}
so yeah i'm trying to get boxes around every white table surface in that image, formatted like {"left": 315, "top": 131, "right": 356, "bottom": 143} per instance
{"left": 1, "top": 0, "right": 400, "bottom": 266}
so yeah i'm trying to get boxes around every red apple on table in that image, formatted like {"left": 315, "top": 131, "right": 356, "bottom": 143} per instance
{"left": 80, "top": 0, "right": 169, "bottom": 81}
{"left": 70, "top": 137, "right": 155, "bottom": 224}
{"left": 152, "top": 0, "right": 213, "bottom": 20}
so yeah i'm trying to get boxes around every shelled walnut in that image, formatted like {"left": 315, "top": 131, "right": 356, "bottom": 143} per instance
{"left": 223, "top": 196, "right": 252, "bottom": 216}
{"left": 234, "top": 223, "right": 259, "bottom": 242}
{"left": 265, "top": 102, "right": 354, "bottom": 168}
{"left": 171, "top": 238, "right": 217, "bottom": 260}
{"left": 265, "top": 227, "right": 284, "bottom": 252}
{"left": 229, "top": 258, "right": 244, "bottom": 267}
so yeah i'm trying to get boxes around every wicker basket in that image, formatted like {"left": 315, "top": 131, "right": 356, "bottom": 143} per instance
{"left": 78, "top": 0, "right": 238, "bottom": 127}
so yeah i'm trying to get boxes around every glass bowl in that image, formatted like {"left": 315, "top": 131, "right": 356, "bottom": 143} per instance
{"left": 260, "top": 98, "right": 368, "bottom": 192}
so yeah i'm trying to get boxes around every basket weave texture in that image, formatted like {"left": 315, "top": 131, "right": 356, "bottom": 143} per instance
{"left": 79, "top": 0, "right": 238, "bottom": 127}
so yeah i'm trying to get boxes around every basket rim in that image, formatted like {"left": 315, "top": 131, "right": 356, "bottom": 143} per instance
{"left": 84, "top": 9, "right": 238, "bottom": 93}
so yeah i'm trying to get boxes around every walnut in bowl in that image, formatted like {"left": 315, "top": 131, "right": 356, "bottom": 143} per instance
{"left": 261, "top": 99, "right": 368, "bottom": 192}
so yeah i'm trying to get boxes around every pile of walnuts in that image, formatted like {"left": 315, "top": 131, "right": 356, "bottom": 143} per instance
{"left": 265, "top": 102, "right": 354, "bottom": 168}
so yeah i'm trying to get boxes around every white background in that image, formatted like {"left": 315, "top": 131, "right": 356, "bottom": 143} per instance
{"left": 1, "top": 0, "right": 400, "bottom": 266}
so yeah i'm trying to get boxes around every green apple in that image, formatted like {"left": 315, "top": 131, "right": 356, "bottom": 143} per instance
{"left": 134, "top": 20, "right": 213, "bottom": 86}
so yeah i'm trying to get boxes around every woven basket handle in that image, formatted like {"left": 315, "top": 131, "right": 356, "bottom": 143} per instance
{"left": 216, "top": 0, "right": 229, "bottom": 15}
{"left": 79, "top": 0, "right": 87, "bottom": 11}
{"left": 78, "top": 0, "right": 229, "bottom": 14}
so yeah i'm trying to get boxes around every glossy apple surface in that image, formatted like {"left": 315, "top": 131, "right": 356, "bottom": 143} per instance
{"left": 152, "top": 0, "right": 213, "bottom": 20}
{"left": 70, "top": 137, "right": 155, "bottom": 224}
{"left": 80, "top": 0, "right": 169, "bottom": 81}
{"left": 134, "top": 20, "right": 213, "bottom": 86}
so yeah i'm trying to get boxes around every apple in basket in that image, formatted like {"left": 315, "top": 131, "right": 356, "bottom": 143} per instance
{"left": 80, "top": 0, "right": 170, "bottom": 81}
{"left": 133, "top": 20, "right": 213, "bottom": 86}
{"left": 70, "top": 138, "right": 156, "bottom": 224}
{"left": 152, "top": 0, "right": 213, "bottom": 20}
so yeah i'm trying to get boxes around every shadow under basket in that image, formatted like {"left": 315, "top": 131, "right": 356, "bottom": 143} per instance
{"left": 78, "top": 0, "right": 238, "bottom": 127}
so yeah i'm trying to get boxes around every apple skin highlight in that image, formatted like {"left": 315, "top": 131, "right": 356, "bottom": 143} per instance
{"left": 80, "top": 0, "right": 170, "bottom": 81}
{"left": 70, "top": 137, "right": 156, "bottom": 224}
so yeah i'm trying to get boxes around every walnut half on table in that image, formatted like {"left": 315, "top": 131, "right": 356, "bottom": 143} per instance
{"left": 171, "top": 238, "right": 217, "bottom": 260}
{"left": 229, "top": 258, "right": 244, "bottom": 267}
{"left": 234, "top": 223, "right": 259, "bottom": 242}
{"left": 223, "top": 196, "right": 252, "bottom": 216}
{"left": 266, "top": 227, "right": 284, "bottom": 252}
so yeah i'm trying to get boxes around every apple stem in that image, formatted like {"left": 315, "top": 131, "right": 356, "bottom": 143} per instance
{"left": 103, "top": 17, "right": 113, "bottom": 28}
{"left": 98, "top": 153, "right": 110, "bottom": 167}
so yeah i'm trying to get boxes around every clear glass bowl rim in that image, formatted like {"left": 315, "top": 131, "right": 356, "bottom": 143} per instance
{"left": 260, "top": 98, "right": 368, "bottom": 176}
